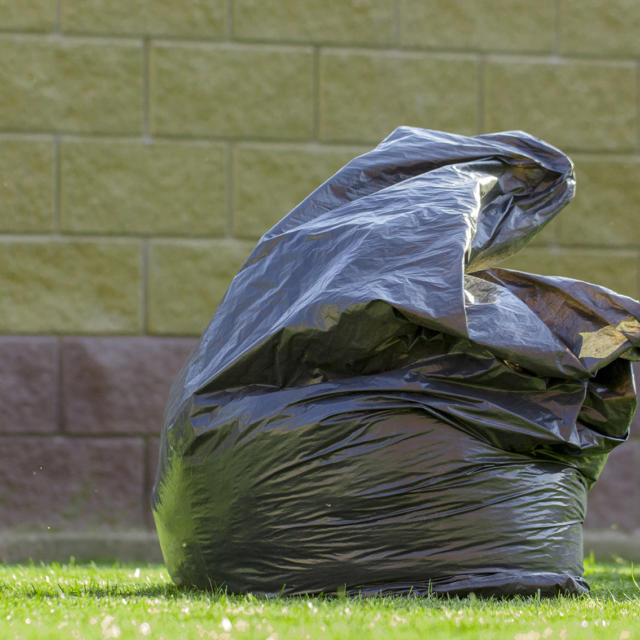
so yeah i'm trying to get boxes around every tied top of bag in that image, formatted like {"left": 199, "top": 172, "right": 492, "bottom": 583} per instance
{"left": 173, "top": 127, "right": 640, "bottom": 403}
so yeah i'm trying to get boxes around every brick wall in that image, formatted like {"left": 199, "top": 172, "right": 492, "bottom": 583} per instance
{"left": 1, "top": 1, "right": 639, "bottom": 553}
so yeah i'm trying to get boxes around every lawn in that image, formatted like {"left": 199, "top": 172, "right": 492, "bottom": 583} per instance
{"left": 1, "top": 557, "right": 639, "bottom": 639}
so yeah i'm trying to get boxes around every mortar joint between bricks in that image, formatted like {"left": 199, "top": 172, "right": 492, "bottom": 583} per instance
{"left": 476, "top": 55, "right": 485, "bottom": 134}
{"left": 226, "top": 0, "right": 233, "bottom": 40}
{"left": 142, "top": 37, "right": 151, "bottom": 141}
{"left": 141, "top": 240, "right": 150, "bottom": 333}
{"left": 553, "top": 0, "right": 561, "bottom": 56}
{"left": 56, "top": 336, "right": 64, "bottom": 434}
{"left": 392, "top": 0, "right": 400, "bottom": 46}
{"left": 55, "top": 0, "right": 61, "bottom": 33}
{"left": 226, "top": 142, "right": 234, "bottom": 238}
{"left": 312, "top": 46, "right": 320, "bottom": 141}
{"left": 636, "top": 59, "right": 640, "bottom": 153}
{"left": 53, "top": 135, "right": 61, "bottom": 234}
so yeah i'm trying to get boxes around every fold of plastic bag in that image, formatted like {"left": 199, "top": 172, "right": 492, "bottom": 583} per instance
{"left": 153, "top": 128, "right": 639, "bottom": 596}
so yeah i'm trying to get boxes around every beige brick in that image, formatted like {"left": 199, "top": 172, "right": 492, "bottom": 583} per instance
{"left": 150, "top": 44, "right": 313, "bottom": 139}
{"left": 0, "top": 0, "right": 55, "bottom": 31}
{"left": 399, "top": 0, "right": 555, "bottom": 52}
{"left": 0, "top": 239, "right": 142, "bottom": 333}
{"left": 484, "top": 61, "right": 636, "bottom": 152}
{"left": 0, "top": 36, "right": 142, "bottom": 133}
{"left": 232, "top": 144, "right": 363, "bottom": 239}
{"left": 500, "top": 248, "right": 639, "bottom": 299}
{"left": 319, "top": 51, "right": 477, "bottom": 143}
{"left": 0, "top": 139, "right": 54, "bottom": 232}
{"left": 61, "top": 140, "right": 227, "bottom": 236}
{"left": 233, "top": 0, "right": 394, "bottom": 45}
{"left": 560, "top": 0, "right": 640, "bottom": 56}
{"left": 61, "top": 0, "right": 226, "bottom": 38}
{"left": 529, "top": 216, "right": 561, "bottom": 247}
{"left": 148, "top": 240, "right": 253, "bottom": 334}
{"left": 559, "top": 156, "right": 640, "bottom": 247}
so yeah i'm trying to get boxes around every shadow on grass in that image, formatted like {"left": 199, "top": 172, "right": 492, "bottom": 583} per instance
{"left": 5, "top": 583, "right": 635, "bottom": 603}
{"left": 0, "top": 582, "right": 182, "bottom": 600}
{"left": 2, "top": 562, "right": 638, "bottom": 603}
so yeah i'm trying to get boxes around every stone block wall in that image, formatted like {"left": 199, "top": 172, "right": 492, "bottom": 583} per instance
{"left": 1, "top": 0, "right": 639, "bottom": 556}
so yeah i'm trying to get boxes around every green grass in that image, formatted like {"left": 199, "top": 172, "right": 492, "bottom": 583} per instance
{"left": 1, "top": 557, "right": 639, "bottom": 639}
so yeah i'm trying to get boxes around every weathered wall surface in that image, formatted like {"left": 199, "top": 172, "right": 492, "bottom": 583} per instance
{"left": 1, "top": 0, "right": 639, "bottom": 556}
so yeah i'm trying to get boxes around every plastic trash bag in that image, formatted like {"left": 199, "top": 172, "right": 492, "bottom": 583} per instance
{"left": 153, "top": 128, "right": 640, "bottom": 596}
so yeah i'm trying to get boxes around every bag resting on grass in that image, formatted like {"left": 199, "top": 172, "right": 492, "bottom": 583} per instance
{"left": 153, "top": 128, "right": 640, "bottom": 596}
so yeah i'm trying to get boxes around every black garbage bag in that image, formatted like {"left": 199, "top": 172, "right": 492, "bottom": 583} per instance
{"left": 153, "top": 128, "right": 640, "bottom": 596}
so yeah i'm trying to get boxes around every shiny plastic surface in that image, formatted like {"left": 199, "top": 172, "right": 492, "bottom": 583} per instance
{"left": 153, "top": 128, "right": 640, "bottom": 596}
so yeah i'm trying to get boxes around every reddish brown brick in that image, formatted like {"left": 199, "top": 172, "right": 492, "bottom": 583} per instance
{"left": 146, "top": 436, "right": 161, "bottom": 529}
{"left": 585, "top": 440, "right": 640, "bottom": 532}
{"left": 0, "top": 437, "right": 145, "bottom": 532}
{"left": 633, "top": 362, "right": 640, "bottom": 439}
{"left": 147, "top": 437, "right": 161, "bottom": 493}
{"left": 0, "top": 337, "right": 57, "bottom": 434}
{"left": 62, "top": 337, "right": 197, "bottom": 436}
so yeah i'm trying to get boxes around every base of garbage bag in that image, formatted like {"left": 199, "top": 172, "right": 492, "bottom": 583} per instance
{"left": 347, "top": 571, "right": 589, "bottom": 597}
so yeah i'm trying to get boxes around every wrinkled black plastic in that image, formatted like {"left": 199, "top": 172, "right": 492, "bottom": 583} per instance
{"left": 153, "top": 128, "right": 640, "bottom": 596}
